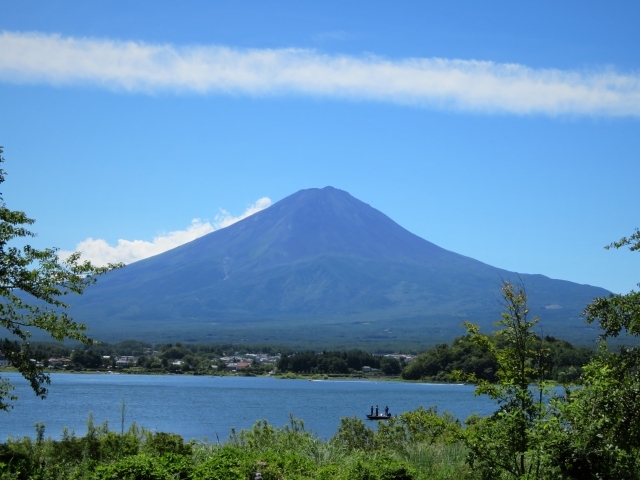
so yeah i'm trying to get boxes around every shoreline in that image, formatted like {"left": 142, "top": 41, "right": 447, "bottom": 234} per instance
{"left": 0, "top": 367, "right": 467, "bottom": 385}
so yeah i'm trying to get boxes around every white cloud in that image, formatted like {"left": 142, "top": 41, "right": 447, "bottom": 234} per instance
{"left": 213, "top": 196, "right": 272, "bottom": 229}
{"left": 1, "top": 31, "right": 639, "bottom": 116}
{"left": 60, "top": 197, "right": 271, "bottom": 266}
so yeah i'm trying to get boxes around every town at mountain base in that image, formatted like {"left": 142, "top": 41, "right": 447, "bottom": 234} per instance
{"left": 67, "top": 187, "right": 609, "bottom": 347}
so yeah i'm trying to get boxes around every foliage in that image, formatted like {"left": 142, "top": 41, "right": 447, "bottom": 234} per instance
{"left": 547, "top": 345, "right": 640, "bottom": 478}
{"left": 402, "top": 333, "right": 591, "bottom": 383}
{"left": 401, "top": 336, "right": 497, "bottom": 382}
{"left": 380, "top": 356, "right": 402, "bottom": 375}
{"left": 142, "top": 432, "right": 192, "bottom": 457}
{"left": 229, "top": 414, "right": 316, "bottom": 455}
{"left": 443, "top": 230, "right": 640, "bottom": 479}
{"left": 94, "top": 453, "right": 170, "bottom": 480}
{"left": 0, "top": 146, "right": 122, "bottom": 410}
{"left": 90, "top": 340, "right": 152, "bottom": 358}
{"left": 192, "top": 447, "right": 251, "bottom": 480}
{"left": 277, "top": 350, "right": 383, "bottom": 375}
{"left": 452, "top": 281, "right": 552, "bottom": 479}
{"left": 0, "top": 410, "right": 477, "bottom": 480}
{"left": 375, "top": 407, "right": 460, "bottom": 449}
{"left": 542, "top": 335, "right": 593, "bottom": 383}
{"left": 544, "top": 228, "right": 640, "bottom": 479}
{"left": 583, "top": 229, "right": 640, "bottom": 338}
{"left": 70, "top": 350, "right": 103, "bottom": 369}
{"left": 332, "top": 417, "right": 377, "bottom": 452}
{"left": 326, "top": 455, "right": 417, "bottom": 480}
{"left": 21, "top": 334, "right": 590, "bottom": 382}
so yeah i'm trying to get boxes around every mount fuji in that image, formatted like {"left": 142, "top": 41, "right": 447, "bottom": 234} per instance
{"left": 68, "top": 187, "right": 608, "bottom": 348}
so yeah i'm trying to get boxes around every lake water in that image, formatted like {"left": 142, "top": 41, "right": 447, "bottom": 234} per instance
{"left": 0, "top": 373, "right": 497, "bottom": 441}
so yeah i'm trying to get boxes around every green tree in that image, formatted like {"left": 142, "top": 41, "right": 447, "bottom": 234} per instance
{"left": 380, "top": 356, "right": 402, "bottom": 375}
{"left": 454, "top": 281, "right": 550, "bottom": 479}
{"left": 70, "top": 349, "right": 103, "bottom": 369}
{"left": 0, "top": 146, "right": 122, "bottom": 410}
{"left": 583, "top": 228, "right": 640, "bottom": 338}
{"left": 548, "top": 228, "right": 640, "bottom": 479}
{"left": 136, "top": 354, "right": 148, "bottom": 368}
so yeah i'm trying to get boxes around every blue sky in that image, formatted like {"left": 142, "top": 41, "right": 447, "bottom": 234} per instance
{"left": 0, "top": 1, "right": 638, "bottom": 294}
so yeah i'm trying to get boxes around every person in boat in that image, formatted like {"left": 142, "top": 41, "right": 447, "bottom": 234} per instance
{"left": 385, "top": 406, "right": 389, "bottom": 416}
{"left": 370, "top": 405, "right": 374, "bottom": 416}
{"left": 376, "top": 405, "right": 379, "bottom": 416}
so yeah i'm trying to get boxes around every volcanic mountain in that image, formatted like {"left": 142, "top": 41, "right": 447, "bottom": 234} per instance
{"left": 71, "top": 187, "right": 608, "bottom": 347}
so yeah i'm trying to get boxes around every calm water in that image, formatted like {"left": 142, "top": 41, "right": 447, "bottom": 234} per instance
{"left": 0, "top": 373, "right": 496, "bottom": 441}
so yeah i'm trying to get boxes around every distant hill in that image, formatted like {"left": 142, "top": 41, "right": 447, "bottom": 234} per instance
{"left": 67, "top": 187, "right": 608, "bottom": 348}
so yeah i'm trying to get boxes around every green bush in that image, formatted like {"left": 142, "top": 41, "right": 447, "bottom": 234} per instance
{"left": 375, "top": 407, "right": 460, "bottom": 448}
{"left": 255, "top": 450, "right": 315, "bottom": 479}
{"left": 94, "top": 454, "right": 168, "bottom": 480}
{"left": 192, "top": 447, "right": 252, "bottom": 480}
{"left": 341, "top": 456, "right": 416, "bottom": 480}
{"left": 332, "top": 417, "right": 376, "bottom": 452}
{"left": 0, "top": 411, "right": 476, "bottom": 480}
{"left": 155, "top": 453, "right": 193, "bottom": 480}
{"left": 142, "top": 432, "right": 192, "bottom": 457}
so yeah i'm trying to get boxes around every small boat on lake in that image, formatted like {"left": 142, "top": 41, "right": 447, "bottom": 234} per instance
{"left": 367, "top": 405, "right": 391, "bottom": 420}
{"left": 366, "top": 413, "right": 392, "bottom": 420}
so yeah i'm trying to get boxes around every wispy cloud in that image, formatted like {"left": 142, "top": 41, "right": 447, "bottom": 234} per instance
{"left": 1, "top": 31, "right": 639, "bottom": 116}
{"left": 61, "top": 197, "right": 271, "bottom": 266}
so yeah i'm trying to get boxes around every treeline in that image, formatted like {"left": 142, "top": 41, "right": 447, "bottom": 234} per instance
{"left": 30, "top": 341, "right": 289, "bottom": 360}
{"left": 22, "top": 341, "right": 290, "bottom": 375}
{"left": 402, "top": 334, "right": 594, "bottom": 383}
{"left": 275, "top": 335, "right": 592, "bottom": 381}
{"left": 277, "top": 350, "right": 403, "bottom": 375}
{"left": 24, "top": 335, "right": 594, "bottom": 382}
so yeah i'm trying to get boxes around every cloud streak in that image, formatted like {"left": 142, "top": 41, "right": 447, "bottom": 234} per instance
{"left": 61, "top": 197, "right": 271, "bottom": 266}
{"left": 1, "top": 31, "right": 639, "bottom": 116}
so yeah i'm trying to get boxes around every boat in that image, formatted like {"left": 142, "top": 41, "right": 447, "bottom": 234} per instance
{"left": 366, "top": 414, "right": 391, "bottom": 420}
{"left": 367, "top": 406, "right": 391, "bottom": 420}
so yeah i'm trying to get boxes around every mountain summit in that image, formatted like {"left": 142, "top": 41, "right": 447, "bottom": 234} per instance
{"left": 72, "top": 187, "right": 608, "bottom": 347}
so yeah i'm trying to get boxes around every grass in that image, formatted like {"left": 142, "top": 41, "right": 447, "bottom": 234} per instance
{"left": 0, "top": 409, "right": 477, "bottom": 480}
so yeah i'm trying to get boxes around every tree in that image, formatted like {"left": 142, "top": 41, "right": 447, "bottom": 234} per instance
{"left": 583, "top": 227, "right": 640, "bottom": 338}
{"left": 380, "top": 356, "right": 402, "bottom": 375}
{"left": 548, "top": 228, "right": 640, "bottom": 478}
{"left": 0, "top": 146, "right": 122, "bottom": 410}
{"left": 453, "top": 281, "right": 551, "bottom": 478}
{"left": 70, "top": 349, "right": 103, "bottom": 369}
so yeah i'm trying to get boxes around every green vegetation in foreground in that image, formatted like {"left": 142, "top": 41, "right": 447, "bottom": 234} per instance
{"left": 0, "top": 408, "right": 472, "bottom": 480}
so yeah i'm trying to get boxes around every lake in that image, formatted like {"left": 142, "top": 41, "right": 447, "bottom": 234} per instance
{"left": 0, "top": 373, "right": 497, "bottom": 441}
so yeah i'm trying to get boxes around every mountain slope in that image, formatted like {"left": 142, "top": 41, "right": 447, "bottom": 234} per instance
{"left": 69, "top": 187, "right": 609, "bottom": 347}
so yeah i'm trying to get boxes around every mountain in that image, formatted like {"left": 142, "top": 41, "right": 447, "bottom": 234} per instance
{"left": 69, "top": 187, "right": 608, "bottom": 348}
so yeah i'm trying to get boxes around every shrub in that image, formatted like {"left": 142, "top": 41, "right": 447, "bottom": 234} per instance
{"left": 192, "top": 447, "right": 252, "bottom": 480}
{"left": 255, "top": 450, "right": 315, "bottom": 479}
{"left": 95, "top": 454, "right": 168, "bottom": 480}
{"left": 375, "top": 407, "right": 460, "bottom": 448}
{"left": 341, "top": 456, "right": 416, "bottom": 480}
{"left": 142, "top": 432, "right": 192, "bottom": 457}
{"left": 331, "top": 417, "right": 376, "bottom": 452}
